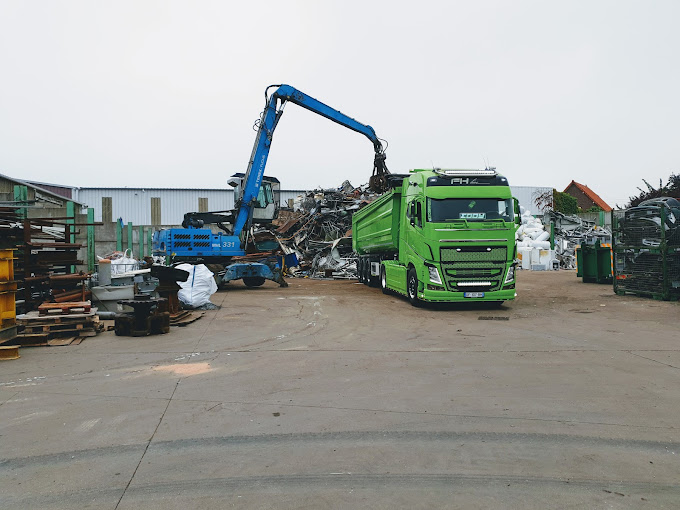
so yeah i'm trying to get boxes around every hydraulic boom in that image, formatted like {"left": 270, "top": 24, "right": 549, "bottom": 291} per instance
{"left": 153, "top": 84, "right": 390, "bottom": 287}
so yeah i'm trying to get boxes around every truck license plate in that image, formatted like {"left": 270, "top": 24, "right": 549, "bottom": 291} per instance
{"left": 464, "top": 292, "right": 485, "bottom": 298}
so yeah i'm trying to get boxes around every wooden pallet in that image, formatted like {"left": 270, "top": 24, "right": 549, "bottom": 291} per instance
{"left": 22, "top": 319, "right": 98, "bottom": 334}
{"left": 38, "top": 301, "right": 92, "bottom": 316}
{"left": 16, "top": 307, "right": 103, "bottom": 346}
{"left": 17, "top": 309, "right": 99, "bottom": 323}
{"left": 9, "top": 333, "right": 94, "bottom": 347}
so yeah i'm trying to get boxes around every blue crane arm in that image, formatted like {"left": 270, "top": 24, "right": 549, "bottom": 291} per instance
{"left": 232, "top": 84, "right": 389, "bottom": 236}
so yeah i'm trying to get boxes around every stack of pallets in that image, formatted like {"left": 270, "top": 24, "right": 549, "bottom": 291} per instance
{"left": 14, "top": 301, "right": 102, "bottom": 346}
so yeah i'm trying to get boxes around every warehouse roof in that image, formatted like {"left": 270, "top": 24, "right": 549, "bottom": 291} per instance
{"left": 1, "top": 173, "right": 84, "bottom": 205}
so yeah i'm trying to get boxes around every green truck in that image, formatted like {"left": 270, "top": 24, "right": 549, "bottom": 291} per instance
{"left": 353, "top": 168, "right": 519, "bottom": 306}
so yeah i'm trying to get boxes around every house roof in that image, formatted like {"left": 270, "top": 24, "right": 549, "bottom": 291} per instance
{"left": 564, "top": 180, "right": 612, "bottom": 211}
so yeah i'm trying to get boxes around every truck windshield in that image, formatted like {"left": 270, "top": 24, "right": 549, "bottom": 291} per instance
{"left": 427, "top": 198, "right": 513, "bottom": 222}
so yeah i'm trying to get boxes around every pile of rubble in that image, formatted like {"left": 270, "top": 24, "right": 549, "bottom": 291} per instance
{"left": 268, "top": 180, "right": 380, "bottom": 279}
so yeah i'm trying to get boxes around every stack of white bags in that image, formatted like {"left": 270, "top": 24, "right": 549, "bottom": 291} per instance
{"left": 516, "top": 207, "right": 558, "bottom": 270}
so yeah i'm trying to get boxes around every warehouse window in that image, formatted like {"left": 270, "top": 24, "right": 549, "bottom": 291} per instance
{"left": 151, "top": 197, "right": 161, "bottom": 225}
{"left": 198, "top": 197, "right": 209, "bottom": 212}
{"left": 102, "top": 197, "right": 112, "bottom": 223}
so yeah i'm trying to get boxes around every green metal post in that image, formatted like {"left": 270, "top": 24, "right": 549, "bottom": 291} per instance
{"left": 116, "top": 221, "right": 122, "bottom": 251}
{"left": 14, "top": 185, "right": 28, "bottom": 219}
{"left": 127, "top": 222, "right": 133, "bottom": 256}
{"left": 66, "top": 201, "right": 75, "bottom": 273}
{"left": 550, "top": 222, "right": 555, "bottom": 250}
{"left": 661, "top": 206, "right": 668, "bottom": 300}
{"left": 139, "top": 226, "right": 145, "bottom": 259}
{"left": 87, "top": 208, "right": 95, "bottom": 272}
{"left": 147, "top": 229, "right": 154, "bottom": 262}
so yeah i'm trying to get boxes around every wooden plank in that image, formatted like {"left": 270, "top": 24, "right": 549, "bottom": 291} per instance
{"left": 39, "top": 305, "right": 92, "bottom": 316}
{"left": 47, "top": 337, "right": 76, "bottom": 346}
{"left": 171, "top": 312, "right": 204, "bottom": 327}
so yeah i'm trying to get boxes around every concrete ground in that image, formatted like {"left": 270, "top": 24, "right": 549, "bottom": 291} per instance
{"left": 1, "top": 270, "right": 679, "bottom": 509}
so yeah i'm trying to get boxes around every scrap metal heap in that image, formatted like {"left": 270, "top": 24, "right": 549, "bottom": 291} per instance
{"left": 264, "top": 180, "right": 381, "bottom": 279}
{"left": 545, "top": 211, "right": 612, "bottom": 269}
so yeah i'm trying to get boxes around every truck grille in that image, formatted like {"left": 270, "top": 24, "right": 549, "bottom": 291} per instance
{"left": 440, "top": 246, "right": 507, "bottom": 291}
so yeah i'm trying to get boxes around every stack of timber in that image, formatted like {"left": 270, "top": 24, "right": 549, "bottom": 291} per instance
{"left": 19, "top": 218, "right": 84, "bottom": 313}
{"left": 12, "top": 301, "right": 103, "bottom": 346}
{"left": 0, "top": 214, "right": 84, "bottom": 314}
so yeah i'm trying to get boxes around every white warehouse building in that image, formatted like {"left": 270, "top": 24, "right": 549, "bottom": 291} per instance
{"left": 32, "top": 181, "right": 552, "bottom": 226}
{"left": 72, "top": 187, "right": 307, "bottom": 226}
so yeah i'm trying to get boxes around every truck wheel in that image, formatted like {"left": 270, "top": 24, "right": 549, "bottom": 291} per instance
{"left": 407, "top": 268, "right": 421, "bottom": 306}
{"left": 380, "top": 266, "right": 389, "bottom": 294}
{"left": 243, "top": 277, "right": 266, "bottom": 287}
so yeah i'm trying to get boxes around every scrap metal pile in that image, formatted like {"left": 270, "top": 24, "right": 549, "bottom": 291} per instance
{"left": 267, "top": 180, "right": 380, "bottom": 279}
{"left": 543, "top": 211, "right": 612, "bottom": 269}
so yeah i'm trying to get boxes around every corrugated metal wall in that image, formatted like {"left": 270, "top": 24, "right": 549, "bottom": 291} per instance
{"left": 74, "top": 188, "right": 309, "bottom": 225}
{"left": 510, "top": 186, "right": 553, "bottom": 214}
{"left": 73, "top": 186, "right": 552, "bottom": 225}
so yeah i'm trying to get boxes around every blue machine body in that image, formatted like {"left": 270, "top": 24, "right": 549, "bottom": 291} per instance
{"left": 153, "top": 84, "right": 390, "bottom": 285}
{"left": 153, "top": 229, "right": 243, "bottom": 259}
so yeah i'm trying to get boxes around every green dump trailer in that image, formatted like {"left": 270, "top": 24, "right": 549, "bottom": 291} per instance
{"left": 353, "top": 168, "right": 519, "bottom": 306}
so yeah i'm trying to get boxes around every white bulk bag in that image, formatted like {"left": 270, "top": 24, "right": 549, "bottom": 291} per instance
{"left": 176, "top": 263, "right": 218, "bottom": 308}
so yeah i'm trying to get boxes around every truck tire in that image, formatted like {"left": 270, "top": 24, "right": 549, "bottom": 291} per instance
{"left": 243, "top": 277, "right": 266, "bottom": 287}
{"left": 380, "top": 265, "right": 389, "bottom": 294}
{"left": 407, "top": 268, "right": 421, "bottom": 306}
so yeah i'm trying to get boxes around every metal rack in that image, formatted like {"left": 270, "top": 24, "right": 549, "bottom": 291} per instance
{"left": 612, "top": 205, "right": 680, "bottom": 300}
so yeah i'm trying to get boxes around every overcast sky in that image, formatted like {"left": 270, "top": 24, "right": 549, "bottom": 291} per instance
{"left": 1, "top": 1, "right": 678, "bottom": 208}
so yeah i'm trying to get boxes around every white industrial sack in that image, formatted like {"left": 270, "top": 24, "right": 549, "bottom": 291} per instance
{"left": 110, "top": 249, "right": 139, "bottom": 275}
{"left": 176, "top": 263, "right": 218, "bottom": 308}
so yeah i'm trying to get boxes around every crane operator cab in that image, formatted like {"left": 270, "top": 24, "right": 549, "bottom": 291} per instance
{"left": 227, "top": 173, "right": 280, "bottom": 223}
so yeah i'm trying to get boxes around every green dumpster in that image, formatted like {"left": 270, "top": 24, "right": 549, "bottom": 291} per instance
{"left": 576, "top": 240, "right": 612, "bottom": 284}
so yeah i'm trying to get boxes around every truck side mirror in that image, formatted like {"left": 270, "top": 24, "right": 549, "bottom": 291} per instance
{"left": 410, "top": 218, "right": 416, "bottom": 227}
{"left": 513, "top": 198, "right": 521, "bottom": 226}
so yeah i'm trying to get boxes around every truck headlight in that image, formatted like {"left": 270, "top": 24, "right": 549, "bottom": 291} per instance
{"left": 427, "top": 264, "right": 442, "bottom": 285}
{"left": 504, "top": 266, "right": 515, "bottom": 283}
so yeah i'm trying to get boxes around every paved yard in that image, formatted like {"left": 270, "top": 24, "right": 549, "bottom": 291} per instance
{"left": 1, "top": 271, "right": 679, "bottom": 509}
